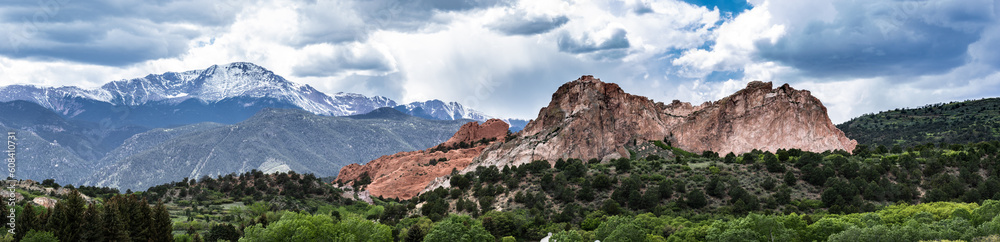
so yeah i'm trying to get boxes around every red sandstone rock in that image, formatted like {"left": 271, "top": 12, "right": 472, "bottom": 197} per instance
{"left": 468, "top": 76, "right": 856, "bottom": 170}
{"left": 336, "top": 119, "right": 509, "bottom": 200}
{"left": 442, "top": 119, "right": 509, "bottom": 147}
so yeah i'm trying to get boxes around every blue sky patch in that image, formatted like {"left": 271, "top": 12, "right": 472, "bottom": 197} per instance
{"left": 683, "top": 0, "right": 752, "bottom": 15}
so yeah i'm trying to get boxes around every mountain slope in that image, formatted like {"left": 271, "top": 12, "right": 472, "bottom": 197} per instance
{"left": 0, "top": 100, "right": 148, "bottom": 163}
{"left": 0, "top": 123, "right": 89, "bottom": 183}
{"left": 470, "top": 76, "right": 855, "bottom": 170}
{"left": 837, "top": 98, "right": 1000, "bottom": 148}
{"left": 84, "top": 107, "right": 468, "bottom": 191}
{"left": 97, "top": 122, "right": 226, "bottom": 168}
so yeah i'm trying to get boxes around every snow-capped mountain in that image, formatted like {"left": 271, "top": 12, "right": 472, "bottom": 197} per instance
{"left": 0, "top": 62, "right": 525, "bottom": 131}
{"left": 0, "top": 62, "right": 397, "bottom": 118}
{"left": 394, "top": 99, "right": 490, "bottom": 121}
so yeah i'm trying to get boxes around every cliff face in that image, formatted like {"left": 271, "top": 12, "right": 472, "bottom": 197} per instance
{"left": 470, "top": 76, "right": 856, "bottom": 170}
{"left": 472, "top": 76, "right": 680, "bottom": 168}
{"left": 336, "top": 119, "right": 509, "bottom": 199}
{"left": 669, "top": 81, "right": 857, "bottom": 155}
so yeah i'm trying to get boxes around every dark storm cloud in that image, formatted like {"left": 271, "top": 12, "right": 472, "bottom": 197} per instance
{"left": 292, "top": 48, "right": 395, "bottom": 77}
{"left": 0, "top": 0, "right": 241, "bottom": 66}
{"left": 755, "top": 0, "right": 996, "bottom": 78}
{"left": 557, "top": 29, "right": 631, "bottom": 54}
{"left": 488, "top": 14, "right": 569, "bottom": 36}
{"left": 292, "top": 0, "right": 510, "bottom": 46}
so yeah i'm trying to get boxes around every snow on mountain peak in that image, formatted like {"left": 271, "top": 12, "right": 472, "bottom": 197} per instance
{"left": 0, "top": 62, "right": 504, "bottom": 122}
{"left": 0, "top": 62, "right": 400, "bottom": 116}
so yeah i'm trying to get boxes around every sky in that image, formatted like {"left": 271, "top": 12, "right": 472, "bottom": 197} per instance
{"left": 0, "top": 0, "right": 998, "bottom": 124}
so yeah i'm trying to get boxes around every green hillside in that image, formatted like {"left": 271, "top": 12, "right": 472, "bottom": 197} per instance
{"left": 12, "top": 139, "right": 1000, "bottom": 241}
{"left": 837, "top": 98, "right": 1000, "bottom": 148}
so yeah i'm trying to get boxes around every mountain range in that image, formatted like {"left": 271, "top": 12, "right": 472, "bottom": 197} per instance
{"left": 0, "top": 62, "right": 521, "bottom": 129}
{"left": 0, "top": 62, "right": 527, "bottom": 190}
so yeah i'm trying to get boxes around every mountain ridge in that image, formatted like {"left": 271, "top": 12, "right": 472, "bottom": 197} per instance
{"left": 0, "top": 62, "right": 525, "bottom": 130}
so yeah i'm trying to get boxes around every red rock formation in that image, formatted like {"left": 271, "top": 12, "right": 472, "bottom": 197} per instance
{"left": 668, "top": 81, "right": 858, "bottom": 155}
{"left": 442, "top": 119, "right": 509, "bottom": 147}
{"left": 336, "top": 119, "right": 508, "bottom": 199}
{"left": 469, "top": 76, "right": 856, "bottom": 170}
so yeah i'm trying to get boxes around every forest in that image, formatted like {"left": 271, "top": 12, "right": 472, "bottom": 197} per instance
{"left": 5, "top": 139, "right": 1000, "bottom": 241}
{"left": 838, "top": 97, "right": 1000, "bottom": 148}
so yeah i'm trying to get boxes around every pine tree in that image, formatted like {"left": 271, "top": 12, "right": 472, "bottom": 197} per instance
{"left": 405, "top": 224, "right": 424, "bottom": 242}
{"left": 47, "top": 190, "right": 85, "bottom": 241}
{"left": 121, "top": 195, "right": 152, "bottom": 241}
{"left": 80, "top": 203, "right": 105, "bottom": 241}
{"left": 103, "top": 197, "right": 131, "bottom": 241}
{"left": 784, "top": 170, "right": 797, "bottom": 186}
{"left": 150, "top": 201, "right": 173, "bottom": 242}
{"left": 15, "top": 203, "right": 36, "bottom": 241}
{"left": 45, "top": 202, "right": 69, "bottom": 240}
{"left": 35, "top": 208, "right": 49, "bottom": 233}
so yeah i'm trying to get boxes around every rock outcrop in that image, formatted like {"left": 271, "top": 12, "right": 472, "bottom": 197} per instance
{"left": 668, "top": 81, "right": 857, "bottom": 155}
{"left": 33, "top": 197, "right": 57, "bottom": 209}
{"left": 336, "top": 119, "right": 509, "bottom": 199}
{"left": 470, "top": 76, "right": 856, "bottom": 170}
{"left": 442, "top": 119, "right": 509, "bottom": 147}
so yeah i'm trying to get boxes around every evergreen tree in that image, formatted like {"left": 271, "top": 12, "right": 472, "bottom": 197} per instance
{"left": 15, "top": 203, "right": 36, "bottom": 241}
{"left": 784, "top": 170, "right": 797, "bottom": 186}
{"left": 765, "top": 154, "right": 785, "bottom": 173}
{"left": 658, "top": 180, "right": 673, "bottom": 199}
{"left": 404, "top": 223, "right": 424, "bottom": 242}
{"left": 47, "top": 190, "right": 85, "bottom": 241}
{"left": 205, "top": 224, "right": 240, "bottom": 242}
{"left": 80, "top": 203, "right": 105, "bottom": 242}
{"left": 103, "top": 198, "right": 131, "bottom": 241}
{"left": 150, "top": 201, "right": 173, "bottom": 242}
{"left": 686, "top": 189, "right": 708, "bottom": 209}
{"left": 123, "top": 195, "right": 153, "bottom": 241}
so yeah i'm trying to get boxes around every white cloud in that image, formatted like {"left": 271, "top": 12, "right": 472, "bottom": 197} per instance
{"left": 1, "top": 0, "right": 998, "bottom": 125}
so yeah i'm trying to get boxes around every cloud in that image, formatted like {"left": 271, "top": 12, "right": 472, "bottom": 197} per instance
{"left": 557, "top": 28, "right": 631, "bottom": 54}
{"left": 1, "top": 0, "right": 998, "bottom": 126}
{"left": 0, "top": 0, "right": 244, "bottom": 66}
{"left": 488, "top": 13, "right": 569, "bottom": 35}
{"left": 755, "top": 0, "right": 995, "bottom": 78}
{"left": 292, "top": 43, "right": 396, "bottom": 77}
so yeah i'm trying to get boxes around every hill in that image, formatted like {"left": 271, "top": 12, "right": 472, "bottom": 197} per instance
{"left": 837, "top": 98, "right": 1000, "bottom": 148}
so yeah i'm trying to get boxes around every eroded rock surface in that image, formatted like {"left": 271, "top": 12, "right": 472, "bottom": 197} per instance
{"left": 470, "top": 76, "right": 856, "bottom": 170}
{"left": 336, "top": 119, "right": 508, "bottom": 199}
